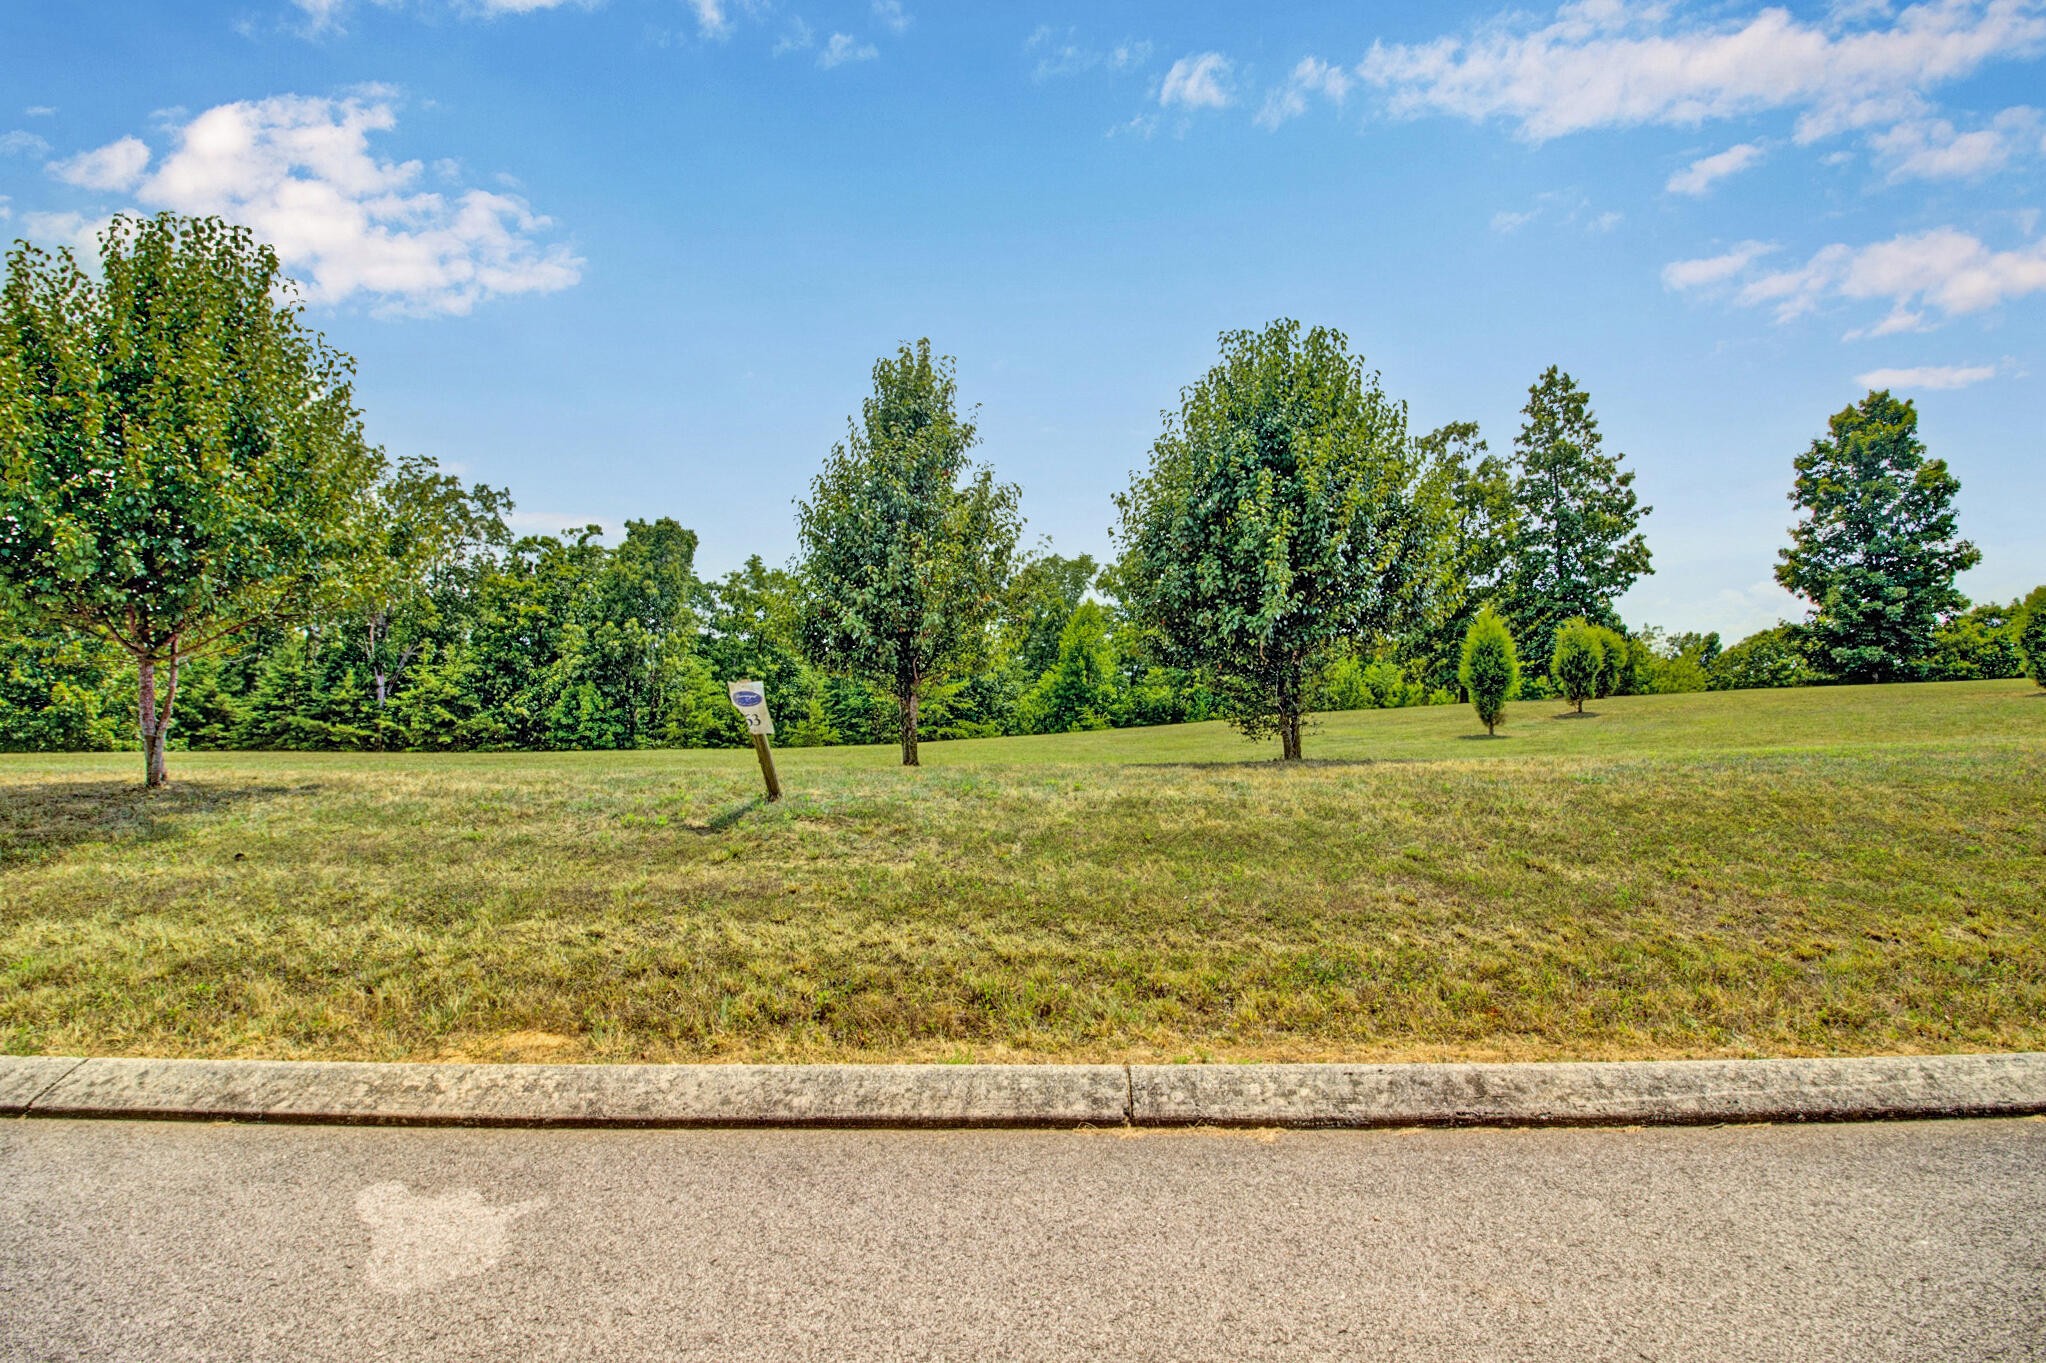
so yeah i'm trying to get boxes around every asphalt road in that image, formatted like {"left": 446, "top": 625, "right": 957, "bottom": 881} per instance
{"left": 3, "top": 1117, "right": 2042, "bottom": 1362}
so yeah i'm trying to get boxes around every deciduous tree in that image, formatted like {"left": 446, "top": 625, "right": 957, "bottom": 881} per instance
{"left": 0, "top": 214, "right": 385, "bottom": 786}
{"left": 1114, "top": 320, "right": 1438, "bottom": 760}
{"left": 796, "top": 340, "right": 1021, "bottom": 765}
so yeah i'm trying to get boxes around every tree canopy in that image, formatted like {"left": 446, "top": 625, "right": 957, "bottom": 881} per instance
{"left": 1113, "top": 319, "right": 1438, "bottom": 760}
{"left": 1775, "top": 390, "right": 1979, "bottom": 684}
{"left": 0, "top": 214, "right": 388, "bottom": 785}
{"left": 1503, "top": 366, "right": 1652, "bottom": 671}
{"left": 795, "top": 339, "right": 1021, "bottom": 765}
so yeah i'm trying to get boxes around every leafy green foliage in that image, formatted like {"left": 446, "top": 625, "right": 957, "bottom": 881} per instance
{"left": 1927, "top": 600, "right": 2026, "bottom": 682}
{"left": 1113, "top": 320, "right": 1439, "bottom": 760}
{"left": 1591, "top": 624, "right": 1629, "bottom": 698}
{"left": 0, "top": 214, "right": 386, "bottom": 785}
{"left": 795, "top": 340, "right": 1022, "bottom": 765}
{"left": 1503, "top": 367, "right": 1652, "bottom": 671}
{"left": 1775, "top": 390, "right": 1979, "bottom": 683}
{"left": 1708, "top": 625, "right": 1818, "bottom": 691}
{"left": 1458, "top": 607, "right": 1518, "bottom": 735}
{"left": 0, "top": 608, "right": 132, "bottom": 752}
{"left": 1405, "top": 420, "right": 1514, "bottom": 693}
{"left": 1551, "top": 617, "right": 1605, "bottom": 714}
{"left": 2019, "top": 586, "right": 2046, "bottom": 689}
{"left": 1018, "top": 600, "right": 1120, "bottom": 733}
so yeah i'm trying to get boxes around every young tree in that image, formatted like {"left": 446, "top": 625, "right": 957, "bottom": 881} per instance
{"left": 1502, "top": 367, "right": 1652, "bottom": 671}
{"left": 1551, "top": 618, "right": 1605, "bottom": 714}
{"left": 0, "top": 214, "right": 385, "bottom": 786}
{"left": 796, "top": 340, "right": 1021, "bottom": 765}
{"left": 1775, "top": 390, "right": 1980, "bottom": 683}
{"left": 1458, "top": 607, "right": 1518, "bottom": 736}
{"left": 1114, "top": 321, "right": 1438, "bottom": 760}
{"left": 2019, "top": 585, "right": 2046, "bottom": 689}
{"left": 1592, "top": 624, "right": 1630, "bottom": 698}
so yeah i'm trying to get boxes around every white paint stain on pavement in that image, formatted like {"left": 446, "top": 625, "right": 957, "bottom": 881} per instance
{"left": 355, "top": 1182, "right": 550, "bottom": 1294}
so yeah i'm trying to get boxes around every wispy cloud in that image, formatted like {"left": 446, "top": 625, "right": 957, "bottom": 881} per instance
{"left": 1868, "top": 105, "right": 2041, "bottom": 179}
{"left": 871, "top": 0, "right": 910, "bottom": 36}
{"left": 819, "top": 32, "right": 878, "bottom": 68}
{"left": 47, "top": 136, "right": 151, "bottom": 192}
{"left": 1667, "top": 141, "right": 1765, "bottom": 195}
{"left": 0, "top": 129, "right": 52, "bottom": 158}
{"left": 1661, "top": 240, "right": 1778, "bottom": 290}
{"left": 1669, "top": 225, "right": 2046, "bottom": 327}
{"left": 1159, "top": 52, "right": 1233, "bottom": 111}
{"left": 1355, "top": 0, "right": 2046, "bottom": 143}
{"left": 1855, "top": 362, "right": 1999, "bottom": 388}
{"left": 1256, "top": 57, "right": 1352, "bottom": 130}
{"left": 1025, "top": 26, "right": 1150, "bottom": 81}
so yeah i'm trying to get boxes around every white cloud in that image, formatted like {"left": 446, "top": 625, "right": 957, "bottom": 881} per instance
{"left": 1661, "top": 239, "right": 1777, "bottom": 289}
{"left": 90, "top": 94, "right": 584, "bottom": 317}
{"left": 1666, "top": 141, "right": 1765, "bottom": 194}
{"left": 819, "top": 32, "right": 878, "bottom": 67}
{"left": 1026, "top": 27, "right": 1150, "bottom": 80}
{"left": 291, "top": 0, "right": 348, "bottom": 33}
{"left": 688, "top": 0, "right": 731, "bottom": 40}
{"left": 23, "top": 106, "right": 57, "bottom": 118}
{"left": 1356, "top": 0, "right": 2046, "bottom": 143}
{"left": 18, "top": 211, "right": 108, "bottom": 258}
{"left": 1256, "top": 57, "right": 1353, "bottom": 130}
{"left": 1855, "top": 362, "right": 1998, "bottom": 387}
{"left": 0, "top": 130, "right": 51, "bottom": 157}
{"left": 1159, "top": 52, "right": 1233, "bottom": 111}
{"left": 872, "top": 0, "right": 909, "bottom": 35}
{"left": 48, "top": 136, "right": 152, "bottom": 191}
{"left": 1737, "top": 227, "right": 2046, "bottom": 321}
{"left": 1868, "top": 106, "right": 2041, "bottom": 179}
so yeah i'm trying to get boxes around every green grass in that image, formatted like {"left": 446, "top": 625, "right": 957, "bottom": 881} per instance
{"left": 3, "top": 680, "right": 2042, "bottom": 1065}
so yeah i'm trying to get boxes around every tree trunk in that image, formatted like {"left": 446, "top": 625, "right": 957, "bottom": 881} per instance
{"left": 137, "top": 650, "right": 181, "bottom": 789}
{"left": 1280, "top": 709, "right": 1303, "bottom": 761}
{"left": 899, "top": 688, "right": 920, "bottom": 767}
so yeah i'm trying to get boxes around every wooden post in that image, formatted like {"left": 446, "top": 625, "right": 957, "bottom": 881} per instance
{"left": 751, "top": 732, "right": 782, "bottom": 802}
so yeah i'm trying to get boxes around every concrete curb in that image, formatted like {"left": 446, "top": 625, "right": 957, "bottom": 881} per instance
{"left": 3, "top": 1047, "right": 2046, "bottom": 1121}
{"left": 3, "top": 1053, "right": 2042, "bottom": 1130}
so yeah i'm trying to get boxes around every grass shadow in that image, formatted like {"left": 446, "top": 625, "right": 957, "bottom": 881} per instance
{"left": 692, "top": 797, "right": 766, "bottom": 833}
{"left": 0, "top": 779, "right": 288, "bottom": 868}
{"left": 1135, "top": 757, "right": 1418, "bottom": 773}
{"left": 1457, "top": 733, "right": 1512, "bottom": 741}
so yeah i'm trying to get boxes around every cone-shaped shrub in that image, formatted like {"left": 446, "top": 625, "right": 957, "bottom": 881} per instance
{"left": 1552, "top": 617, "right": 1605, "bottom": 714}
{"left": 2020, "top": 585, "right": 2046, "bottom": 688}
{"left": 1459, "top": 607, "right": 1518, "bottom": 735}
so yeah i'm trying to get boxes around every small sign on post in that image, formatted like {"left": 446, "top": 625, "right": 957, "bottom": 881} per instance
{"left": 727, "top": 680, "right": 781, "bottom": 802}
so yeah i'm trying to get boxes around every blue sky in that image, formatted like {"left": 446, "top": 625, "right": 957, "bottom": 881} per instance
{"left": 3, "top": 0, "right": 2042, "bottom": 638}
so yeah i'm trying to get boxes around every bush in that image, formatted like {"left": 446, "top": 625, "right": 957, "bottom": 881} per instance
{"left": 1591, "top": 625, "right": 1629, "bottom": 698}
{"left": 1929, "top": 601, "right": 2026, "bottom": 681}
{"left": 1550, "top": 618, "right": 1605, "bottom": 714}
{"left": 2019, "top": 586, "right": 2046, "bottom": 688}
{"left": 1458, "top": 608, "right": 1518, "bottom": 735}
{"left": 1708, "top": 625, "right": 1818, "bottom": 691}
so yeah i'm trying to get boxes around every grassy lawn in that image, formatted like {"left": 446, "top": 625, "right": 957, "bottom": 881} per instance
{"left": 3, "top": 679, "right": 2042, "bottom": 1065}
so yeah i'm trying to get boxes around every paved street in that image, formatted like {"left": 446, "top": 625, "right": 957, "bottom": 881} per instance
{"left": 3, "top": 1116, "right": 2042, "bottom": 1361}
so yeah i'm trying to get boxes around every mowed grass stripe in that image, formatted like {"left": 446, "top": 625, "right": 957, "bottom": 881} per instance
{"left": 2, "top": 680, "right": 2041, "bottom": 1064}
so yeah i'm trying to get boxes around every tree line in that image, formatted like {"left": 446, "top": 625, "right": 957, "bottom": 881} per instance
{"left": 3, "top": 215, "right": 2040, "bottom": 781}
